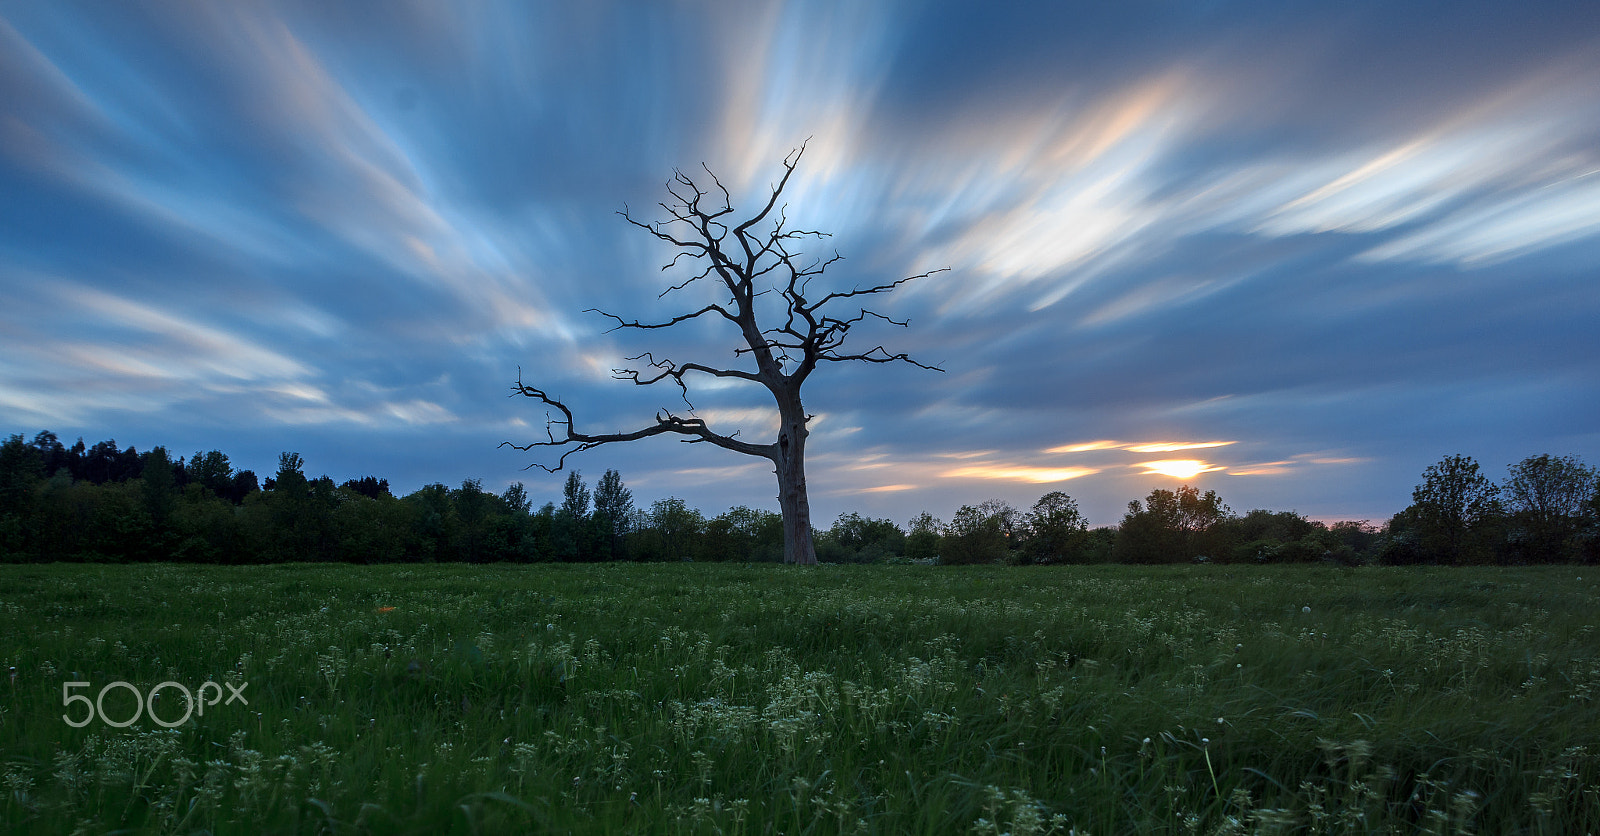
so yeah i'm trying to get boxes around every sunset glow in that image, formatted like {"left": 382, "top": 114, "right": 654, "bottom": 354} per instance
{"left": 1137, "top": 460, "right": 1219, "bottom": 479}
{"left": 943, "top": 465, "right": 1100, "bottom": 484}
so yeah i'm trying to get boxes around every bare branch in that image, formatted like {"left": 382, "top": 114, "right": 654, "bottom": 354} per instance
{"left": 503, "top": 369, "right": 772, "bottom": 471}
{"left": 734, "top": 138, "right": 809, "bottom": 243}
{"left": 818, "top": 345, "right": 944, "bottom": 371}
{"left": 809, "top": 267, "right": 949, "bottom": 309}
{"left": 587, "top": 303, "right": 736, "bottom": 332}
{"left": 657, "top": 261, "right": 717, "bottom": 297}
{"left": 618, "top": 206, "right": 710, "bottom": 253}
{"left": 701, "top": 162, "right": 733, "bottom": 217}
{"left": 613, "top": 353, "right": 762, "bottom": 389}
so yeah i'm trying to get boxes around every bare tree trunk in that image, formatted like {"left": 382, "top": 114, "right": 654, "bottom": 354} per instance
{"left": 773, "top": 408, "right": 816, "bottom": 565}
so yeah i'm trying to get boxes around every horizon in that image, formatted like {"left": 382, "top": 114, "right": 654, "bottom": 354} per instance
{"left": 2, "top": 425, "right": 1561, "bottom": 532}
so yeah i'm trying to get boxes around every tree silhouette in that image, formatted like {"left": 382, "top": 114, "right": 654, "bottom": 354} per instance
{"left": 1022, "top": 491, "right": 1089, "bottom": 564}
{"left": 1502, "top": 453, "right": 1596, "bottom": 562}
{"left": 504, "top": 143, "right": 943, "bottom": 564}
{"left": 1116, "top": 485, "right": 1231, "bottom": 563}
{"left": 1408, "top": 454, "right": 1500, "bottom": 564}
{"left": 592, "top": 469, "right": 634, "bottom": 558}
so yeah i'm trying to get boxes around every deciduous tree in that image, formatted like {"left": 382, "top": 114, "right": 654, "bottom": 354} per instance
{"left": 1409, "top": 454, "right": 1500, "bottom": 564}
{"left": 941, "top": 501, "right": 1014, "bottom": 565}
{"left": 1502, "top": 454, "right": 1597, "bottom": 562}
{"left": 505, "top": 144, "right": 943, "bottom": 564}
{"left": 905, "top": 512, "right": 942, "bottom": 562}
{"left": 592, "top": 469, "right": 634, "bottom": 557}
{"left": 1021, "top": 491, "right": 1089, "bottom": 564}
{"left": 1116, "top": 485, "right": 1231, "bottom": 563}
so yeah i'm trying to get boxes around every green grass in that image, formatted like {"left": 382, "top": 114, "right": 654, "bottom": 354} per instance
{"left": 2, "top": 563, "right": 1598, "bottom": 834}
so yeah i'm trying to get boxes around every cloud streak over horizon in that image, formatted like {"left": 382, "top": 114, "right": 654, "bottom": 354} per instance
{"left": 2, "top": 1, "right": 1597, "bottom": 527}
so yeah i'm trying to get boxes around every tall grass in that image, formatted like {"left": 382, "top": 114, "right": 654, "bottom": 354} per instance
{"left": 2, "top": 563, "right": 1598, "bottom": 833}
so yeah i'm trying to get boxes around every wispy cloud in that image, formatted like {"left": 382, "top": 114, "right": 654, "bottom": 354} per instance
{"left": 1047, "top": 440, "right": 1238, "bottom": 455}
{"left": 943, "top": 465, "right": 1099, "bottom": 484}
{"left": 0, "top": 1, "right": 1595, "bottom": 526}
{"left": 1252, "top": 62, "right": 1600, "bottom": 265}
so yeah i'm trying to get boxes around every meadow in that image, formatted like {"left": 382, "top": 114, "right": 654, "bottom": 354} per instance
{"left": 2, "top": 563, "right": 1597, "bottom": 835}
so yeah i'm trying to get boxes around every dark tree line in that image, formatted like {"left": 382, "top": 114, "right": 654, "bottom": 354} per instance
{"left": 3, "top": 431, "right": 1596, "bottom": 565}
{"left": 0, "top": 432, "right": 639, "bottom": 564}
{"left": 929, "top": 453, "right": 1599, "bottom": 566}
{"left": 1382, "top": 453, "right": 1600, "bottom": 565}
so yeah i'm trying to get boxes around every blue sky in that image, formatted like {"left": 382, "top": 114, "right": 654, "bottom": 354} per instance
{"left": 2, "top": 1, "right": 1597, "bottom": 527}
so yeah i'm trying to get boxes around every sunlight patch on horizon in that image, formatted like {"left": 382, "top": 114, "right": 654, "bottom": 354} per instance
{"left": 1136, "top": 459, "right": 1220, "bottom": 479}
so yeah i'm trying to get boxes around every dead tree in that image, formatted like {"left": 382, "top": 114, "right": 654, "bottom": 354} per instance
{"left": 504, "top": 143, "right": 943, "bottom": 565}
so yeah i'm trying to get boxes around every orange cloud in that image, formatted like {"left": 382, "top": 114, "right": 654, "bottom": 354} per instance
{"left": 943, "top": 465, "right": 1100, "bottom": 483}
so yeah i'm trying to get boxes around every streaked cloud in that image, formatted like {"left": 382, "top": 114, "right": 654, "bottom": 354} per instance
{"left": 1252, "top": 63, "right": 1600, "bottom": 266}
{"left": 1225, "top": 462, "right": 1295, "bottom": 477}
{"left": 1046, "top": 440, "right": 1122, "bottom": 454}
{"left": 0, "top": 0, "right": 1596, "bottom": 526}
{"left": 943, "top": 465, "right": 1099, "bottom": 484}
{"left": 1045, "top": 440, "right": 1238, "bottom": 455}
{"left": 62, "top": 285, "right": 312, "bottom": 382}
{"left": 1125, "top": 442, "right": 1235, "bottom": 453}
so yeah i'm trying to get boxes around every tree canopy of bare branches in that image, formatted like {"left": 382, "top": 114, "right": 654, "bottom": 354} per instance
{"left": 503, "top": 143, "right": 944, "bottom": 564}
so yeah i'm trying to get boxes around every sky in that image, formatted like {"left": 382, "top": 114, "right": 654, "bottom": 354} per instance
{"left": 2, "top": 1, "right": 1598, "bottom": 528}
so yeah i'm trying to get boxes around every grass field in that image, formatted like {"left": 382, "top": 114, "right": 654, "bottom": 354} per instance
{"left": 2, "top": 562, "right": 1598, "bottom": 834}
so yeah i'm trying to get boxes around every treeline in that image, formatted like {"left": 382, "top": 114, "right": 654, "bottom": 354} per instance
{"left": 930, "top": 452, "right": 1600, "bottom": 566}
{"left": 2, "top": 432, "right": 1597, "bottom": 565}
{"left": 0, "top": 431, "right": 780, "bottom": 564}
